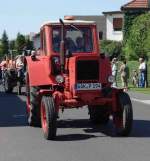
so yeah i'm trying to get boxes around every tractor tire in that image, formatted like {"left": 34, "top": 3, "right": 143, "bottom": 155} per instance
{"left": 115, "top": 92, "right": 133, "bottom": 136}
{"left": 25, "top": 72, "right": 30, "bottom": 97}
{"left": 89, "top": 106, "right": 109, "bottom": 125}
{"left": 41, "top": 96, "right": 57, "bottom": 140}
{"left": 3, "top": 75, "right": 13, "bottom": 93}
{"left": 28, "top": 86, "right": 41, "bottom": 127}
{"left": 25, "top": 72, "right": 30, "bottom": 114}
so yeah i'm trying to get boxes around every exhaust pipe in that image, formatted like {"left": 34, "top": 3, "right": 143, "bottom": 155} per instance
{"left": 59, "top": 19, "right": 65, "bottom": 73}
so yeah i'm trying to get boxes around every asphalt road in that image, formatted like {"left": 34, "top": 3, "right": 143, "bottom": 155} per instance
{"left": 0, "top": 86, "right": 150, "bottom": 161}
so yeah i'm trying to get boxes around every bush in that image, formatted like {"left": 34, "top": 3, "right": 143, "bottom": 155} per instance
{"left": 100, "top": 40, "right": 123, "bottom": 59}
{"left": 123, "top": 11, "right": 146, "bottom": 42}
{"left": 123, "top": 13, "right": 150, "bottom": 60}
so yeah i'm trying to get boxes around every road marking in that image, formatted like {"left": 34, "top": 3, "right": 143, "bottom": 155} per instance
{"left": 131, "top": 98, "right": 150, "bottom": 105}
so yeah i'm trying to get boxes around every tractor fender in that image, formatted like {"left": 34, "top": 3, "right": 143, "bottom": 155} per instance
{"left": 26, "top": 56, "right": 53, "bottom": 86}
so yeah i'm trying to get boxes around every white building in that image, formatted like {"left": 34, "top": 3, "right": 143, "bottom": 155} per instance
{"left": 103, "top": 11, "right": 124, "bottom": 41}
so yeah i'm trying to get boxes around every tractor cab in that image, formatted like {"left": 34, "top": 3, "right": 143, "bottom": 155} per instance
{"left": 51, "top": 22, "right": 94, "bottom": 54}
{"left": 40, "top": 18, "right": 99, "bottom": 56}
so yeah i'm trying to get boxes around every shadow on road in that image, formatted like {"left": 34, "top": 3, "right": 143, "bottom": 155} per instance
{"left": 56, "top": 118, "right": 150, "bottom": 141}
{"left": 131, "top": 120, "right": 150, "bottom": 137}
{"left": 0, "top": 90, "right": 28, "bottom": 127}
{"left": 56, "top": 119, "right": 113, "bottom": 141}
{"left": 56, "top": 133, "right": 97, "bottom": 141}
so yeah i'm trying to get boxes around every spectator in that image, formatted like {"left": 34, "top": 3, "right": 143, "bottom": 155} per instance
{"left": 16, "top": 55, "right": 24, "bottom": 78}
{"left": 111, "top": 57, "right": 118, "bottom": 87}
{"left": 119, "top": 60, "right": 129, "bottom": 91}
{"left": 132, "top": 70, "right": 138, "bottom": 87}
{"left": 0, "top": 56, "right": 8, "bottom": 80}
{"left": 145, "top": 60, "right": 148, "bottom": 88}
{"left": 139, "top": 57, "right": 146, "bottom": 88}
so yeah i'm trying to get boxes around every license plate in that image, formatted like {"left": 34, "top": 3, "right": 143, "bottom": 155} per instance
{"left": 76, "top": 83, "right": 101, "bottom": 90}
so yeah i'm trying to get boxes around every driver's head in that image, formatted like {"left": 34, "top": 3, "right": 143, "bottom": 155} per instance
{"left": 76, "top": 37, "right": 84, "bottom": 48}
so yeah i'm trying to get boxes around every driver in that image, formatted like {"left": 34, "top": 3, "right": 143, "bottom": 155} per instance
{"left": 65, "top": 37, "right": 76, "bottom": 53}
{"left": 76, "top": 37, "right": 84, "bottom": 52}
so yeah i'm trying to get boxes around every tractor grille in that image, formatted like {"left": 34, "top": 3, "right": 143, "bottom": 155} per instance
{"left": 76, "top": 60, "right": 99, "bottom": 81}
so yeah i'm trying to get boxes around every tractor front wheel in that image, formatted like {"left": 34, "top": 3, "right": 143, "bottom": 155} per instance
{"left": 115, "top": 92, "right": 133, "bottom": 136}
{"left": 41, "top": 96, "right": 57, "bottom": 140}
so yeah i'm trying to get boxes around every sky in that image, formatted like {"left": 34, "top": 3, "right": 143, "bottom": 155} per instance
{"left": 0, "top": 0, "right": 129, "bottom": 39}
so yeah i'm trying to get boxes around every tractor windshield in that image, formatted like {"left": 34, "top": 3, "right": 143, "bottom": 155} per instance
{"left": 52, "top": 27, "right": 93, "bottom": 53}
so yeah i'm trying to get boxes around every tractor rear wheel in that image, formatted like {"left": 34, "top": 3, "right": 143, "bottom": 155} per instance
{"left": 28, "top": 86, "right": 41, "bottom": 127}
{"left": 3, "top": 75, "right": 13, "bottom": 93}
{"left": 89, "top": 106, "right": 109, "bottom": 125}
{"left": 115, "top": 92, "right": 133, "bottom": 136}
{"left": 41, "top": 96, "right": 57, "bottom": 140}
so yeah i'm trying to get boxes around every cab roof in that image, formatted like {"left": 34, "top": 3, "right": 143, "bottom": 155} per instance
{"left": 41, "top": 20, "right": 96, "bottom": 28}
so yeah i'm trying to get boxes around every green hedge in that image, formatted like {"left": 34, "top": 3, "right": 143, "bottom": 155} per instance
{"left": 123, "top": 13, "right": 150, "bottom": 60}
{"left": 123, "top": 11, "right": 146, "bottom": 42}
{"left": 100, "top": 40, "right": 122, "bottom": 58}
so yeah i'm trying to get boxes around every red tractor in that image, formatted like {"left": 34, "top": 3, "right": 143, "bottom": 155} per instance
{"left": 25, "top": 17, "right": 133, "bottom": 140}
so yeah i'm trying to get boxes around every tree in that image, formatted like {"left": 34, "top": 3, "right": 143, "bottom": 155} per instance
{"left": 9, "top": 40, "right": 17, "bottom": 57}
{"left": 123, "top": 11, "right": 146, "bottom": 42}
{"left": 25, "top": 37, "right": 33, "bottom": 50}
{"left": 101, "top": 40, "right": 123, "bottom": 59}
{"left": 123, "top": 13, "right": 150, "bottom": 60}
{"left": 9, "top": 40, "right": 15, "bottom": 50}
{"left": 1, "top": 30, "right": 9, "bottom": 57}
{"left": 15, "top": 33, "right": 26, "bottom": 54}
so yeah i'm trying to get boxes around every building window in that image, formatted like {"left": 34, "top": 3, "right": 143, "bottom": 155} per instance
{"left": 99, "top": 31, "right": 103, "bottom": 40}
{"left": 113, "top": 18, "right": 123, "bottom": 31}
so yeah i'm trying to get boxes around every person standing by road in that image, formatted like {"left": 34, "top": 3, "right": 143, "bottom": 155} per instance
{"left": 139, "top": 57, "right": 146, "bottom": 88}
{"left": 16, "top": 55, "right": 24, "bottom": 78}
{"left": 0, "top": 56, "right": 9, "bottom": 81}
{"left": 111, "top": 58, "right": 118, "bottom": 87}
{"left": 119, "top": 60, "right": 129, "bottom": 91}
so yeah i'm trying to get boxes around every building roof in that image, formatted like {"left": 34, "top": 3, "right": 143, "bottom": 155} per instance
{"left": 103, "top": 11, "right": 123, "bottom": 15}
{"left": 121, "top": 0, "right": 150, "bottom": 10}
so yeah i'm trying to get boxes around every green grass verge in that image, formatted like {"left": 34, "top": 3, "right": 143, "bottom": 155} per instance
{"left": 129, "top": 87, "right": 150, "bottom": 95}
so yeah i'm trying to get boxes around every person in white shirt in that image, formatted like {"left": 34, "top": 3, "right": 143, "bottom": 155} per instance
{"left": 16, "top": 55, "right": 24, "bottom": 77}
{"left": 139, "top": 57, "right": 146, "bottom": 87}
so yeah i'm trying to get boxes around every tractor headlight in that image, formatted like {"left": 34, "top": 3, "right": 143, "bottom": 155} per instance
{"left": 55, "top": 75, "right": 64, "bottom": 83}
{"left": 108, "top": 75, "right": 114, "bottom": 83}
